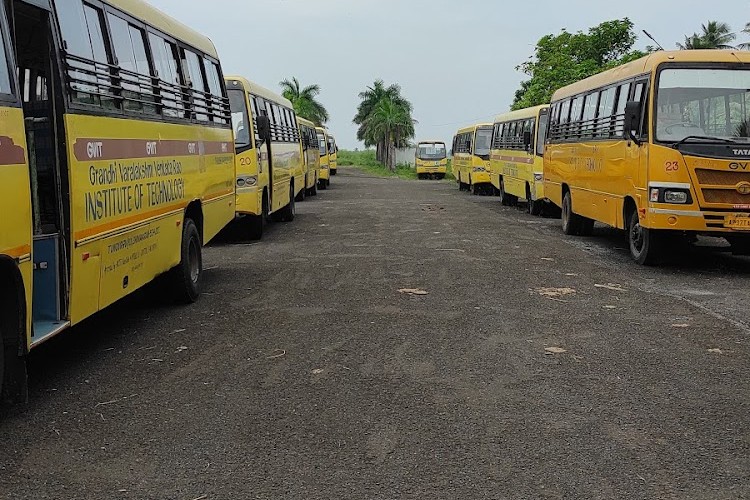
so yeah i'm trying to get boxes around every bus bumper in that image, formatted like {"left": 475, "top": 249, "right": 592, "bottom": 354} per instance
{"left": 471, "top": 171, "right": 491, "bottom": 184}
{"left": 416, "top": 166, "right": 447, "bottom": 175}
{"left": 235, "top": 187, "right": 262, "bottom": 216}
{"left": 645, "top": 208, "right": 750, "bottom": 234}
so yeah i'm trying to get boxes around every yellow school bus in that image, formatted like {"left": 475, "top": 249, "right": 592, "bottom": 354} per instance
{"left": 415, "top": 141, "right": 448, "bottom": 179}
{"left": 227, "top": 76, "right": 304, "bottom": 239}
{"left": 1, "top": 0, "right": 235, "bottom": 402}
{"left": 328, "top": 133, "right": 338, "bottom": 175}
{"left": 316, "top": 127, "right": 331, "bottom": 190}
{"left": 490, "top": 106, "right": 550, "bottom": 214}
{"left": 545, "top": 50, "right": 750, "bottom": 264}
{"left": 452, "top": 125, "right": 492, "bottom": 192}
{"left": 298, "top": 117, "right": 320, "bottom": 197}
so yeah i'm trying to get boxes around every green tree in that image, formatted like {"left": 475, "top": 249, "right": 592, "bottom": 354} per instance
{"left": 353, "top": 80, "right": 415, "bottom": 168}
{"left": 512, "top": 19, "right": 647, "bottom": 110}
{"left": 279, "top": 77, "right": 329, "bottom": 126}
{"left": 678, "top": 21, "right": 736, "bottom": 49}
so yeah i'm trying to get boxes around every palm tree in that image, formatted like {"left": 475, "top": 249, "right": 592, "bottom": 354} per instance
{"left": 353, "top": 80, "right": 413, "bottom": 161}
{"left": 279, "top": 77, "right": 329, "bottom": 126}
{"left": 365, "top": 97, "right": 416, "bottom": 171}
{"left": 678, "top": 21, "right": 736, "bottom": 49}
{"left": 739, "top": 22, "right": 750, "bottom": 49}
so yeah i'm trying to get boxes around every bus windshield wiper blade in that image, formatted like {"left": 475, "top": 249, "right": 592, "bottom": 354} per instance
{"left": 671, "top": 135, "right": 738, "bottom": 149}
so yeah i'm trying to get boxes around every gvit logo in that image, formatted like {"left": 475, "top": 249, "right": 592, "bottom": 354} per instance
{"left": 733, "top": 149, "right": 750, "bottom": 156}
{"left": 737, "top": 182, "right": 750, "bottom": 195}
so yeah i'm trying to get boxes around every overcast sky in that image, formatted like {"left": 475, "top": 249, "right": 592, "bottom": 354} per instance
{"left": 150, "top": 0, "right": 749, "bottom": 149}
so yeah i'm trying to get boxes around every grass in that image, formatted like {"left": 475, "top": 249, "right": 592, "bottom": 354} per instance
{"left": 339, "top": 149, "right": 456, "bottom": 182}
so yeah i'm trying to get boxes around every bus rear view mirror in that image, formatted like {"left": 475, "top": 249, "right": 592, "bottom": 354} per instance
{"left": 624, "top": 101, "right": 642, "bottom": 141}
{"left": 256, "top": 115, "right": 272, "bottom": 144}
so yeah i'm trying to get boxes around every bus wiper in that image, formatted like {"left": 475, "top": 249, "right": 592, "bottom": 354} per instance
{"left": 671, "top": 135, "right": 738, "bottom": 149}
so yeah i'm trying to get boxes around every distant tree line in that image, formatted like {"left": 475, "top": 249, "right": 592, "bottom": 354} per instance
{"left": 512, "top": 19, "right": 750, "bottom": 111}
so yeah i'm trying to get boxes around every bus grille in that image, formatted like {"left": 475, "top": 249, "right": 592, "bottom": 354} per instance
{"left": 695, "top": 168, "right": 750, "bottom": 207}
{"left": 695, "top": 168, "right": 750, "bottom": 185}
{"left": 702, "top": 189, "right": 750, "bottom": 204}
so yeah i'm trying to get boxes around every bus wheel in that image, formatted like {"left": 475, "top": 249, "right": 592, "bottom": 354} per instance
{"left": 628, "top": 210, "right": 663, "bottom": 265}
{"left": 561, "top": 190, "right": 593, "bottom": 236}
{"left": 0, "top": 282, "right": 28, "bottom": 406}
{"left": 526, "top": 186, "right": 543, "bottom": 216}
{"left": 247, "top": 192, "right": 268, "bottom": 240}
{"left": 295, "top": 182, "right": 306, "bottom": 202}
{"left": 279, "top": 184, "right": 296, "bottom": 222}
{"left": 310, "top": 179, "right": 318, "bottom": 197}
{"left": 168, "top": 218, "right": 202, "bottom": 303}
{"left": 319, "top": 179, "right": 327, "bottom": 191}
{"left": 499, "top": 179, "right": 513, "bottom": 206}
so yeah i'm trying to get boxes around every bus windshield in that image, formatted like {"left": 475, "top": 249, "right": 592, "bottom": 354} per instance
{"left": 474, "top": 128, "right": 493, "bottom": 156}
{"left": 318, "top": 134, "right": 328, "bottom": 156}
{"left": 417, "top": 143, "right": 446, "bottom": 160}
{"left": 228, "top": 89, "right": 251, "bottom": 148}
{"left": 656, "top": 68, "right": 750, "bottom": 143}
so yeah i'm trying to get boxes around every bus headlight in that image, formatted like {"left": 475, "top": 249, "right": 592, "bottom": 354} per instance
{"left": 651, "top": 187, "right": 691, "bottom": 204}
{"left": 664, "top": 190, "right": 689, "bottom": 204}
{"left": 473, "top": 167, "right": 487, "bottom": 172}
{"left": 534, "top": 173, "right": 543, "bottom": 182}
{"left": 236, "top": 176, "right": 257, "bottom": 188}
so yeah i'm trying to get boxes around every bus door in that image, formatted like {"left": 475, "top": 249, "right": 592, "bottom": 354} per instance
{"left": 13, "top": 0, "right": 70, "bottom": 341}
{"left": 254, "top": 97, "right": 274, "bottom": 210}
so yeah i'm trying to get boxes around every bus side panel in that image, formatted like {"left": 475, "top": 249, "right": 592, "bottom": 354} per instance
{"left": 64, "top": 114, "right": 234, "bottom": 323}
{"left": 269, "top": 142, "right": 297, "bottom": 213}
{"left": 0, "top": 107, "right": 33, "bottom": 344}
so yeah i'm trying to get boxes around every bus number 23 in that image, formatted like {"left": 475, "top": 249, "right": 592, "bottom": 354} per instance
{"left": 665, "top": 161, "right": 679, "bottom": 172}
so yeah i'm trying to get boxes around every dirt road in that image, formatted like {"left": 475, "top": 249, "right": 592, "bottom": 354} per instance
{"left": 2, "top": 168, "right": 749, "bottom": 499}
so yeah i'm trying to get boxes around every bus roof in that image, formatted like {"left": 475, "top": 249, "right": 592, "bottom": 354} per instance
{"left": 417, "top": 140, "right": 446, "bottom": 145}
{"left": 108, "top": 0, "right": 219, "bottom": 58}
{"left": 315, "top": 126, "right": 329, "bottom": 137}
{"left": 551, "top": 50, "right": 750, "bottom": 101}
{"left": 224, "top": 75, "right": 294, "bottom": 109}
{"left": 297, "top": 116, "right": 315, "bottom": 128}
{"left": 456, "top": 123, "right": 492, "bottom": 135}
{"left": 493, "top": 105, "right": 548, "bottom": 124}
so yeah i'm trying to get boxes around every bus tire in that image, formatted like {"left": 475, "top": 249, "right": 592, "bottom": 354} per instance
{"left": 309, "top": 179, "right": 318, "bottom": 197}
{"left": 628, "top": 210, "right": 663, "bottom": 265}
{"left": 436, "top": 174, "right": 445, "bottom": 180}
{"left": 279, "top": 184, "right": 296, "bottom": 222}
{"left": 318, "top": 179, "right": 327, "bottom": 190}
{"left": 331, "top": 169, "right": 337, "bottom": 176}
{"left": 247, "top": 191, "right": 268, "bottom": 241}
{"left": 561, "top": 190, "right": 593, "bottom": 236}
{"left": 0, "top": 279, "right": 28, "bottom": 406}
{"left": 526, "top": 185, "right": 543, "bottom": 216}
{"left": 295, "top": 181, "right": 306, "bottom": 202}
{"left": 499, "top": 178, "right": 514, "bottom": 206}
{"left": 168, "top": 218, "right": 202, "bottom": 303}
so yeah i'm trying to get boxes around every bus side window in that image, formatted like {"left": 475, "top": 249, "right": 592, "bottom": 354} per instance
{"left": 57, "top": 1, "right": 111, "bottom": 107}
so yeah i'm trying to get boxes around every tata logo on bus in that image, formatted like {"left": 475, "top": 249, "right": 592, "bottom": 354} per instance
{"left": 737, "top": 182, "right": 750, "bottom": 195}
{"left": 87, "top": 141, "right": 103, "bottom": 159}
{"left": 729, "top": 162, "right": 749, "bottom": 170}
{"left": 733, "top": 149, "right": 750, "bottom": 156}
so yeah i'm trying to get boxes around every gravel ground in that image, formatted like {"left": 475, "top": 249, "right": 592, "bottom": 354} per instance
{"left": 1, "top": 167, "right": 750, "bottom": 500}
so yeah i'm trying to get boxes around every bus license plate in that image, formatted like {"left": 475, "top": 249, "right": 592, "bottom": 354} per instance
{"left": 727, "top": 215, "right": 750, "bottom": 230}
